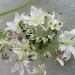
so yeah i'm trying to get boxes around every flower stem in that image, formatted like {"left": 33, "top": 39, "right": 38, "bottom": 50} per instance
{"left": 51, "top": 42, "right": 60, "bottom": 44}
{"left": 44, "top": 16, "right": 47, "bottom": 27}
{"left": 0, "top": 0, "right": 32, "bottom": 16}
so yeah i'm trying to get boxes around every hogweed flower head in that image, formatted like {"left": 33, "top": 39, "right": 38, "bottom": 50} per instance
{"left": 0, "top": 5, "right": 72, "bottom": 75}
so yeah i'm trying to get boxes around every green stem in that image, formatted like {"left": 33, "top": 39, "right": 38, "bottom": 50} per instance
{"left": 51, "top": 42, "right": 64, "bottom": 45}
{"left": 44, "top": 16, "right": 47, "bottom": 27}
{"left": 0, "top": 0, "right": 32, "bottom": 16}
{"left": 51, "top": 42, "right": 60, "bottom": 44}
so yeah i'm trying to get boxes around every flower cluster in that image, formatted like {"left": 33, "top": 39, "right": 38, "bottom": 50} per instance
{"left": 0, "top": 5, "right": 75, "bottom": 75}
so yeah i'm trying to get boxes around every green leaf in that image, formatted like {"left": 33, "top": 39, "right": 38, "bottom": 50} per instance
{"left": 0, "top": 33, "right": 6, "bottom": 40}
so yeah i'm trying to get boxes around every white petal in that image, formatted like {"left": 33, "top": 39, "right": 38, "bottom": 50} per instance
{"left": 28, "top": 21, "right": 33, "bottom": 26}
{"left": 17, "top": 40, "right": 22, "bottom": 46}
{"left": 20, "top": 64, "right": 24, "bottom": 75}
{"left": 7, "top": 22, "right": 14, "bottom": 26}
{"left": 71, "top": 38, "right": 75, "bottom": 45}
{"left": 11, "top": 63, "right": 19, "bottom": 72}
{"left": 20, "top": 13, "right": 25, "bottom": 19}
{"left": 23, "top": 16, "right": 31, "bottom": 20}
{"left": 6, "top": 22, "right": 17, "bottom": 31}
{"left": 30, "top": 6, "right": 37, "bottom": 17}
{"left": 26, "top": 67, "right": 32, "bottom": 74}
{"left": 9, "top": 39, "right": 17, "bottom": 46}
{"left": 13, "top": 49, "right": 22, "bottom": 55}
{"left": 70, "top": 29, "right": 75, "bottom": 39}
{"left": 16, "top": 28, "right": 21, "bottom": 33}
{"left": 31, "top": 6, "right": 37, "bottom": 11}
{"left": 59, "top": 45, "right": 66, "bottom": 51}
{"left": 15, "top": 12, "right": 20, "bottom": 21}
{"left": 56, "top": 58, "right": 64, "bottom": 66}
{"left": 64, "top": 31, "right": 70, "bottom": 39}
{"left": 44, "top": 71, "right": 47, "bottom": 75}
{"left": 48, "top": 12, "right": 55, "bottom": 20}
{"left": 23, "top": 60, "right": 29, "bottom": 67}
{"left": 5, "top": 27, "right": 12, "bottom": 31}
{"left": 69, "top": 46, "right": 75, "bottom": 59}
{"left": 9, "top": 54, "right": 16, "bottom": 62}
{"left": 63, "top": 46, "right": 71, "bottom": 61}
{"left": 15, "top": 12, "right": 20, "bottom": 20}
{"left": 37, "top": 8, "right": 43, "bottom": 16}
{"left": 58, "top": 32, "right": 66, "bottom": 42}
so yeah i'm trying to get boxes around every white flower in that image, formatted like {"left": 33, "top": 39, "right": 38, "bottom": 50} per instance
{"left": 10, "top": 50, "right": 29, "bottom": 75}
{"left": 48, "top": 19, "right": 63, "bottom": 31}
{"left": 10, "top": 39, "right": 30, "bottom": 61}
{"left": 24, "top": 6, "right": 44, "bottom": 27}
{"left": 32, "top": 64, "right": 47, "bottom": 75}
{"left": 9, "top": 39, "right": 30, "bottom": 75}
{"left": 10, "top": 54, "right": 29, "bottom": 75}
{"left": 5, "top": 13, "right": 26, "bottom": 33}
{"left": 58, "top": 29, "right": 75, "bottom": 61}
{"left": 56, "top": 57, "right": 64, "bottom": 66}
{"left": 48, "top": 12, "right": 63, "bottom": 31}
